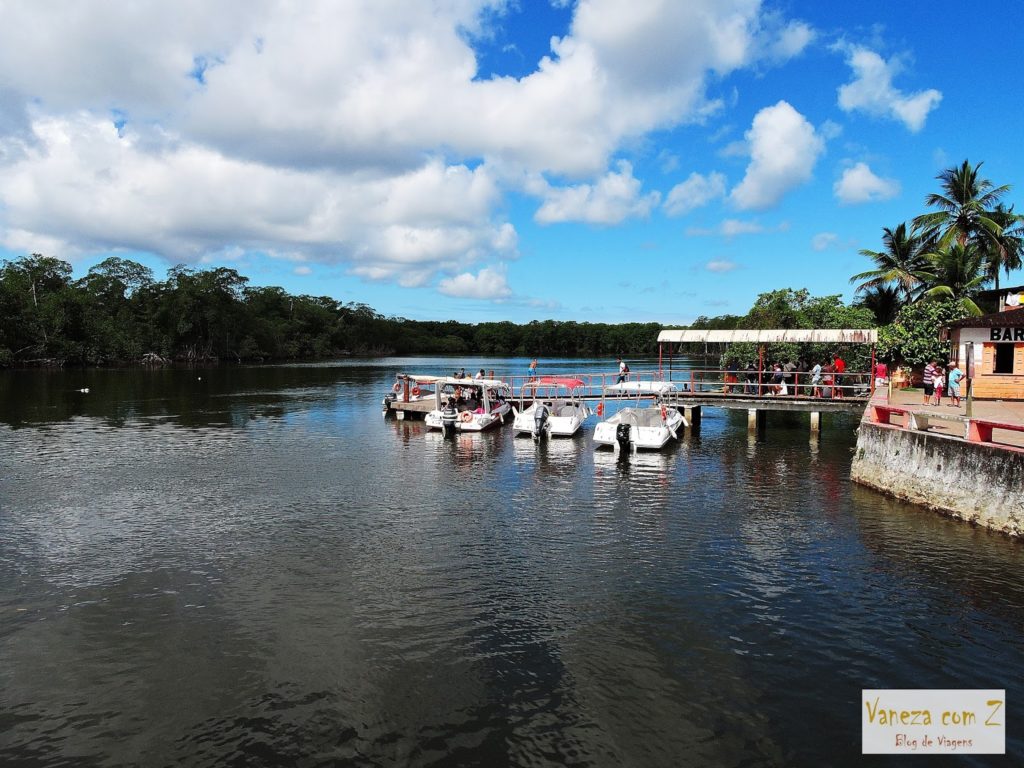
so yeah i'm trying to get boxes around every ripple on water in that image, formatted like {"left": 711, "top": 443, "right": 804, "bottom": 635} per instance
{"left": 1, "top": 364, "right": 1023, "bottom": 766}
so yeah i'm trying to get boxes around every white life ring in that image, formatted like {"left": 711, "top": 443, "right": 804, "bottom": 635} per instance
{"left": 459, "top": 411, "right": 473, "bottom": 423}
{"left": 392, "top": 382, "right": 402, "bottom": 393}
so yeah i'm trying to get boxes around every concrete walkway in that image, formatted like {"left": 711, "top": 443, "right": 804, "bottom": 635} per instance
{"left": 882, "top": 386, "right": 1024, "bottom": 447}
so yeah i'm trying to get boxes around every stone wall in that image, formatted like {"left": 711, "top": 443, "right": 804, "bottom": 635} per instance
{"left": 851, "top": 423, "right": 1024, "bottom": 537}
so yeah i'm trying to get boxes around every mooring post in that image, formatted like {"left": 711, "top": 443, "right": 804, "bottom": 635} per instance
{"left": 810, "top": 411, "right": 820, "bottom": 433}
{"left": 684, "top": 404, "right": 701, "bottom": 428}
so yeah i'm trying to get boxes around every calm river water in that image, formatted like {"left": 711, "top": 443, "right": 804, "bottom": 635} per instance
{"left": 1, "top": 357, "right": 1021, "bottom": 767}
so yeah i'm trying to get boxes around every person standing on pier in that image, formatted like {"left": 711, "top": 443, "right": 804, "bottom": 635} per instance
{"left": 832, "top": 355, "right": 845, "bottom": 399}
{"left": 922, "top": 359, "right": 937, "bottom": 404}
{"left": 947, "top": 362, "right": 964, "bottom": 407}
{"left": 617, "top": 358, "right": 629, "bottom": 384}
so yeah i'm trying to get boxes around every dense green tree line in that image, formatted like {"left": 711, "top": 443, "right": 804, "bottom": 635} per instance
{"left": 0, "top": 254, "right": 663, "bottom": 366}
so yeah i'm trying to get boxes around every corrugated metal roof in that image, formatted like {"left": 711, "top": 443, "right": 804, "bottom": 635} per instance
{"left": 947, "top": 310, "right": 1024, "bottom": 329}
{"left": 657, "top": 329, "right": 877, "bottom": 344}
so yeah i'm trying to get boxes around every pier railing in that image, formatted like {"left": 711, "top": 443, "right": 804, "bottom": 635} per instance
{"left": 487, "top": 368, "right": 874, "bottom": 404}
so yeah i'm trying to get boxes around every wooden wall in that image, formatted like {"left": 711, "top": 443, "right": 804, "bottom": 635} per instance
{"left": 974, "top": 342, "right": 1024, "bottom": 398}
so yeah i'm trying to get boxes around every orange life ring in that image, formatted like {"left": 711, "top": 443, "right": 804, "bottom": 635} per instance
{"left": 459, "top": 411, "right": 473, "bottom": 423}
{"left": 411, "top": 386, "right": 421, "bottom": 396}
{"left": 392, "top": 382, "right": 401, "bottom": 393}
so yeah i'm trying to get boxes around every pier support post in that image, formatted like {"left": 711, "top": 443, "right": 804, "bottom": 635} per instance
{"left": 684, "top": 405, "right": 701, "bottom": 429}
{"left": 810, "top": 411, "right": 821, "bottom": 433}
{"left": 747, "top": 408, "right": 765, "bottom": 433}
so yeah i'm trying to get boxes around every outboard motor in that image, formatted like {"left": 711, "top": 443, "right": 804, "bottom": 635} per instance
{"left": 441, "top": 399, "right": 458, "bottom": 438}
{"left": 615, "top": 422, "right": 632, "bottom": 453}
{"left": 382, "top": 392, "right": 396, "bottom": 414}
{"left": 532, "top": 403, "right": 550, "bottom": 442}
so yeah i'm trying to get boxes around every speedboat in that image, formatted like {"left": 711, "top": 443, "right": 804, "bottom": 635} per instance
{"left": 593, "top": 402, "right": 687, "bottom": 452}
{"left": 512, "top": 377, "right": 591, "bottom": 441}
{"left": 424, "top": 377, "right": 512, "bottom": 434}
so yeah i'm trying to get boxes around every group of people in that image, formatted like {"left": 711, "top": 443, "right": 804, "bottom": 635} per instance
{"left": 729, "top": 357, "right": 848, "bottom": 398}
{"left": 451, "top": 367, "right": 487, "bottom": 380}
{"left": 922, "top": 360, "right": 965, "bottom": 407}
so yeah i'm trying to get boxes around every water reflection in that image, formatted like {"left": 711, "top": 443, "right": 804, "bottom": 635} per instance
{"left": 2, "top": 360, "right": 1023, "bottom": 766}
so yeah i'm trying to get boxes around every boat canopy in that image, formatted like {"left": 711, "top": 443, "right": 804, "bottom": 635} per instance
{"left": 402, "top": 374, "right": 440, "bottom": 383}
{"left": 524, "top": 376, "right": 585, "bottom": 390}
{"left": 657, "top": 328, "right": 877, "bottom": 344}
{"left": 435, "top": 376, "right": 509, "bottom": 388}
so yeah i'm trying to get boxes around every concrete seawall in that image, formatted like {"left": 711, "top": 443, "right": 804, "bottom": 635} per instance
{"left": 851, "top": 422, "right": 1024, "bottom": 536}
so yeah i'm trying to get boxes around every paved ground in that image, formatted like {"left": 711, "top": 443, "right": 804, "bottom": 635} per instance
{"left": 880, "top": 385, "right": 1024, "bottom": 447}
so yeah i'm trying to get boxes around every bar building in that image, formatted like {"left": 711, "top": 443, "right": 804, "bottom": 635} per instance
{"left": 947, "top": 285, "right": 1024, "bottom": 399}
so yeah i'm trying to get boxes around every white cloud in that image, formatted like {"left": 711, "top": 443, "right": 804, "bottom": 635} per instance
{"left": 293, "top": 265, "right": 313, "bottom": 275}
{"left": 534, "top": 161, "right": 659, "bottom": 225}
{"left": 0, "top": 114, "right": 514, "bottom": 286}
{"left": 811, "top": 232, "right": 839, "bottom": 251}
{"left": 437, "top": 264, "right": 513, "bottom": 300}
{"left": 730, "top": 101, "right": 824, "bottom": 210}
{"left": 834, "top": 162, "right": 900, "bottom": 204}
{"left": 663, "top": 171, "right": 727, "bottom": 217}
{"left": 0, "top": 0, "right": 823, "bottom": 295}
{"left": 836, "top": 46, "right": 942, "bottom": 132}
{"left": 767, "top": 20, "right": 815, "bottom": 62}
{"left": 706, "top": 259, "right": 737, "bottom": 272}
{"left": 686, "top": 218, "right": 789, "bottom": 238}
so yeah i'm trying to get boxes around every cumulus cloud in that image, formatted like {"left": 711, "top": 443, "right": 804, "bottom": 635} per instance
{"left": 686, "top": 218, "right": 790, "bottom": 238}
{"left": 534, "top": 161, "right": 659, "bottom": 225}
{"left": 437, "top": 264, "right": 513, "bottom": 300}
{"left": 836, "top": 46, "right": 942, "bottom": 132}
{"left": 663, "top": 171, "right": 727, "bottom": 216}
{"left": 834, "top": 162, "right": 900, "bottom": 204}
{"left": 0, "top": 0, "right": 824, "bottom": 296}
{"left": 0, "top": 114, "right": 514, "bottom": 285}
{"left": 730, "top": 101, "right": 824, "bottom": 210}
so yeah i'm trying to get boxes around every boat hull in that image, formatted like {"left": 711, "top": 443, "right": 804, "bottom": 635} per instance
{"left": 593, "top": 406, "right": 686, "bottom": 450}
{"left": 425, "top": 403, "right": 509, "bottom": 432}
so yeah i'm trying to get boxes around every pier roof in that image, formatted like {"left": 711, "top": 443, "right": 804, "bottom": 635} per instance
{"left": 657, "top": 329, "right": 877, "bottom": 344}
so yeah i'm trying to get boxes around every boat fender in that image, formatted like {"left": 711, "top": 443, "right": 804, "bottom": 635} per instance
{"left": 596, "top": 402, "right": 604, "bottom": 417}
{"left": 460, "top": 411, "right": 473, "bottom": 423}
{"left": 660, "top": 404, "right": 668, "bottom": 421}
{"left": 411, "top": 386, "right": 420, "bottom": 396}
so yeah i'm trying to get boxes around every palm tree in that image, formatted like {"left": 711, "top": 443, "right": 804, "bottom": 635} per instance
{"left": 982, "top": 203, "right": 1024, "bottom": 290}
{"left": 854, "top": 284, "right": 902, "bottom": 326}
{"left": 913, "top": 160, "right": 1011, "bottom": 251}
{"left": 919, "top": 243, "right": 988, "bottom": 315}
{"left": 850, "top": 222, "right": 929, "bottom": 300}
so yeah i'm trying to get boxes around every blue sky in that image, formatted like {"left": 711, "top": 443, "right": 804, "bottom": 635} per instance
{"left": 1, "top": 0, "right": 1022, "bottom": 324}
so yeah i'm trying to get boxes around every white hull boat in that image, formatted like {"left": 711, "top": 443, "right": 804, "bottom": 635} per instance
{"left": 424, "top": 377, "right": 512, "bottom": 433}
{"left": 512, "top": 377, "right": 591, "bottom": 441}
{"left": 593, "top": 405, "right": 687, "bottom": 451}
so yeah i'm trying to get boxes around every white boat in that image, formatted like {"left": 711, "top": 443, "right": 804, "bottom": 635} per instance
{"left": 593, "top": 402, "right": 687, "bottom": 452}
{"left": 512, "top": 377, "right": 592, "bottom": 441}
{"left": 424, "top": 377, "right": 512, "bottom": 433}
